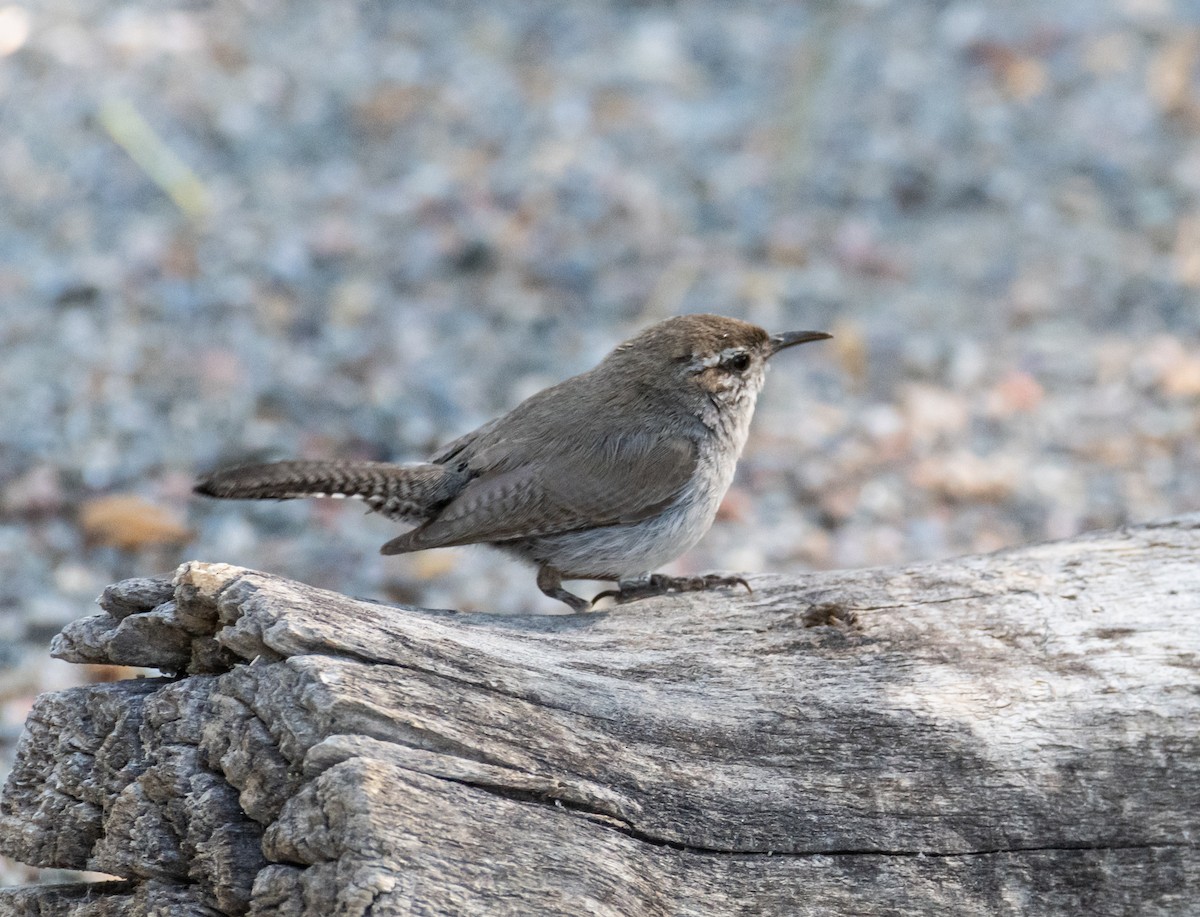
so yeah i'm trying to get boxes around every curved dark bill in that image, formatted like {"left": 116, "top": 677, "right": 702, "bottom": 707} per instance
{"left": 768, "top": 330, "right": 832, "bottom": 356}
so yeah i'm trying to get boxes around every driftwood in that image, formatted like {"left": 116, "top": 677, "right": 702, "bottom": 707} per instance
{"left": 1, "top": 516, "right": 1198, "bottom": 916}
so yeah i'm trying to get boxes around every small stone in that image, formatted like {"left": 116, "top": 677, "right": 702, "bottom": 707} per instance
{"left": 830, "top": 321, "right": 869, "bottom": 390}
{"left": 900, "top": 384, "right": 970, "bottom": 448}
{"left": 909, "top": 451, "right": 1020, "bottom": 503}
{"left": 986, "top": 369, "right": 1045, "bottom": 416}
{"left": 78, "top": 495, "right": 193, "bottom": 551}
{"left": 1, "top": 465, "right": 64, "bottom": 516}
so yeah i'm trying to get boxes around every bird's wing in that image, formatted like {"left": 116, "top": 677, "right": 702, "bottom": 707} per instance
{"left": 380, "top": 432, "right": 697, "bottom": 554}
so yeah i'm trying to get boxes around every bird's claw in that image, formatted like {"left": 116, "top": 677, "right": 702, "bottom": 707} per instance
{"left": 592, "top": 573, "right": 752, "bottom": 607}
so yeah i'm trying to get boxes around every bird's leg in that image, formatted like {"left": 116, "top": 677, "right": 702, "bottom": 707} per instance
{"left": 592, "top": 573, "right": 752, "bottom": 606}
{"left": 536, "top": 566, "right": 591, "bottom": 613}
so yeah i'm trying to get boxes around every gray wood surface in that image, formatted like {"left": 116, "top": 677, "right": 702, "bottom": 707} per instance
{"left": 1, "top": 517, "right": 1198, "bottom": 915}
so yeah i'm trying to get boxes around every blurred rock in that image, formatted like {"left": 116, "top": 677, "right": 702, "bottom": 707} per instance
{"left": 830, "top": 320, "right": 869, "bottom": 391}
{"left": 909, "top": 451, "right": 1020, "bottom": 503}
{"left": 78, "top": 495, "right": 193, "bottom": 551}
{"left": 900, "top": 384, "right": 971, "bottom": 449}
{"left": 985, "top": 369, "right": 1045, "bottom": 416}
{"left": 1, "top": 466, "right": 64, "bottom": 518}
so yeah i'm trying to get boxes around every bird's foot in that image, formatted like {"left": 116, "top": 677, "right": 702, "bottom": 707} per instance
{"left": 593, "top": 573, "right": 752, "bottom": 607}
{"left": 537, "top": 566, "right": 592, "bottom": 613}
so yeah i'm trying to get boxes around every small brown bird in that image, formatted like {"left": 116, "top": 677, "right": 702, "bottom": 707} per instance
{"left": 195, "top": 314, "right": 830, "bottom": 610}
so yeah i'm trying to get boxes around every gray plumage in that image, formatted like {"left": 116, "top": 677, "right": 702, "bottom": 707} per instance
{"left": 194, "top": 314, "right": 830, "bottom": 610}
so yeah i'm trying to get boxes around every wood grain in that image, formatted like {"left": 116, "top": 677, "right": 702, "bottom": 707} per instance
{"left": 2, "top": 518, "right": 1198, "bottom": 914}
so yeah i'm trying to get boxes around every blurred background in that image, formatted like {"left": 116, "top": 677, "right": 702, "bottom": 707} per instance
{"left": 3, "top": 0, "right": 1200, "bottom": 884}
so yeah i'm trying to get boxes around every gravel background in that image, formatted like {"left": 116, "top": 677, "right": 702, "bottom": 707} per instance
{"left": 4, "top": 0, "right": 1200, "bottom": 885}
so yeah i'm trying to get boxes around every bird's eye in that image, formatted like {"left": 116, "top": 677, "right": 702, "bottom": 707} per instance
{"left": 724, "top": 352, "right": 751, "bottom": 373}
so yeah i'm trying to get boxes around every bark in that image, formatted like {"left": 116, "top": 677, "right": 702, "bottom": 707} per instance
{"left": 1, "top": 517, "right": 1198, "bottom": 915}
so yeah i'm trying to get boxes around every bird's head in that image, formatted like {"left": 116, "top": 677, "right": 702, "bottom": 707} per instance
{"left": 608, "top": 314, "right": 830, "bottom": 414}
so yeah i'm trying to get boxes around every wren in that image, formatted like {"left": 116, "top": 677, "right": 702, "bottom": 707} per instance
{"left": 195, "top": 314, "right": 830, "bottom": 611}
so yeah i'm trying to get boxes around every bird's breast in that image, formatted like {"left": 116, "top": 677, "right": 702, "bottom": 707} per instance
{"left": 501, "top": 433, "right": 744, "bottom": 580}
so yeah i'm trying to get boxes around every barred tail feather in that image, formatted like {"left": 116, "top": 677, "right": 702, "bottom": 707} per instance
{"left": 194, "top": 460, "right": 465, "bottom": 522}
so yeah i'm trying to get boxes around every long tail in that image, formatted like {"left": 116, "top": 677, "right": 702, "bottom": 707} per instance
{"left": 194, "top": 460, "right": 466, "bottom": 522}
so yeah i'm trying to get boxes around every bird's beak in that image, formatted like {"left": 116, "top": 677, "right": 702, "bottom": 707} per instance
{"left": 767, "top": 330, "right": 832, "bottom": 357}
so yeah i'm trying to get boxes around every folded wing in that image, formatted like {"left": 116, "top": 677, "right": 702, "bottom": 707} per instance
{"left": 381, "top": 433, "right": 697, "bottom": 554}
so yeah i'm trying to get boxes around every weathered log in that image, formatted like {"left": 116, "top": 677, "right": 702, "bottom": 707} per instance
{"left": 1, "top": 517, "right": 1198, "bottom": 915}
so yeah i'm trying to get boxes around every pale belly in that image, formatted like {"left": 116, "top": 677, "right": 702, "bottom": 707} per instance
{"left": 498, "top": 449, "right": 737, "bottom": 580}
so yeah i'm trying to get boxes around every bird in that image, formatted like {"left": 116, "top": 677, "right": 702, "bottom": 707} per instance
{"left": 194, "top": 314, "right": 830, "bottom": 611}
